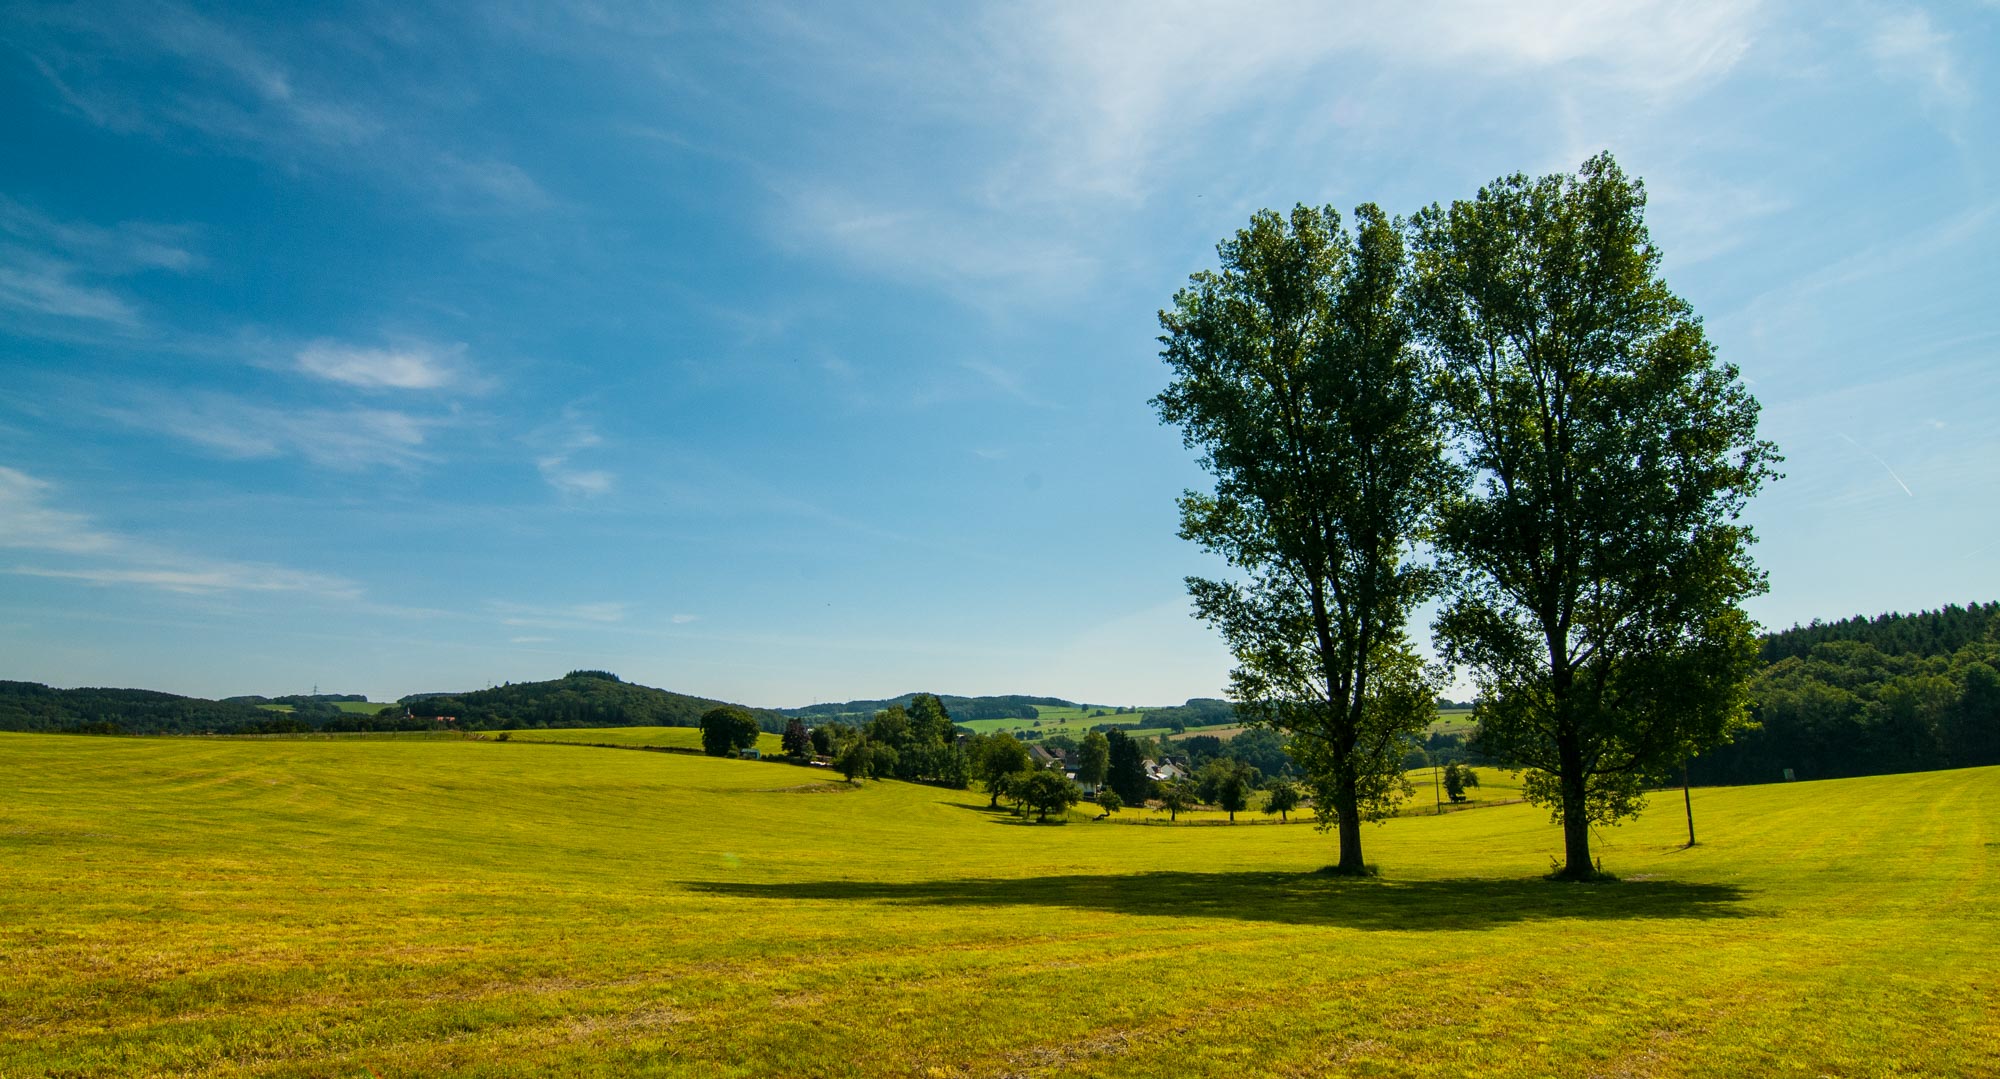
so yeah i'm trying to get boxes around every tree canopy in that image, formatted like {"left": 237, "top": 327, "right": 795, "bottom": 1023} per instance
{"left": 699, "top": 706, "right": 762, "bottom": 757}
{"left": 1410, "top": 153, "right": 1778, "bottom": 878}
{"left": 1156, "top": 202, "right": 1444, "bottom": 873}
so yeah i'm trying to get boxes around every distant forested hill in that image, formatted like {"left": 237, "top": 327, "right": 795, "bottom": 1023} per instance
{"left": 1, "top": 671, "right": 782, "bottom": 736}
{"left": 0, "top": 682, "right": 323, "bottom": 734}
{"left": 779, "top": 693, "right": 1074, "bottom": 722}
{"left": 1142, "top": 698, "right": 1241, "bottom": 730}
{"left": 1694, "top": 602, "right": 2000, "bottom": 784}
{"left": 402, "top": 671, "right": 788, "bottom": 733}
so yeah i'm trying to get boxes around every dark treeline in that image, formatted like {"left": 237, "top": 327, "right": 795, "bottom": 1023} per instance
{"left": 1, "top": 671, "right": 783, "bottom": 736}
{"left": 0, "top": 682, "right": 301, "bottom": 735}
{"left": 404, "top": 671, "right": 788, "bottom": 733}
{"left": 223, "top": 693, "right": 369, "bottom": 705}
{"left": 781, "top": 693, "right": 1068, "bottom": 722}
{"left": 811, "top": 694, "right": 970, "bottom": 787}
{"left": 1692, "top": 603, "right": 2000, "bottom": 785}
{"left": 1757, "top": 602, "right": 1999, "bottom": 663}
{"left": 1140, "top": 698, "right": 1238, "bottom": 732}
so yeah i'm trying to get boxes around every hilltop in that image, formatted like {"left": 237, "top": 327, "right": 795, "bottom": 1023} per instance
{"left": 396, "top": 670, "right": 790, "bottom": 733}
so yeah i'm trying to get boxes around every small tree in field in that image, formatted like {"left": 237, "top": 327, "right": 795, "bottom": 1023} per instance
{"left": 1096, "top": 788, "right": 1123, "bottom": 817}
{"left": 1077, "top": 730, "right": 1111, "bottom": 792}
{"left": 1019, "top": 770, "right": 1081, "bottom": 822}
{"left": 1215, "top": 771, "right": 1251, "bottom": 822}
{"left": 833, "top": 739, "right": 870, "bottom": 784}
{"left": 1158, "top": 782, "right": 1197, "bottom": 822}
{"left": 781, "top": 718, "right": 812, "bottom": 758}
{"left": 1443, "top": 762, "right": 1480, "bottom": 803}
{"left": 972, "top": 733, "right": 1033, "bottom": 807}
{"left": 700, "top": 706, "right": 761, "bottom": 757}
{"left": 1263, "top": 782, "right": 1301, "bottom": 822}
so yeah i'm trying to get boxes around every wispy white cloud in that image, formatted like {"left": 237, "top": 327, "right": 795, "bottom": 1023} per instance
{"left": 537, "top": 459, "right": 615, "bottom": 496}
{"left": 0, "top": 253, "right": 141, "bottom": 326}
{"left": 670, "top": 613, "right": 699, "bottom": 624}
{"left": 0, "top": 466, "right": 119, "bottom": 553}
{"left": 10, "top": 1, "right": 541, "bottom": 211}
{"left": 0, "top": 195, "right": 199, "bottom": 273}
{"left": 0, "top": 465, "right": 357, "bottom": 597}
{"left": 1868, "top": 8, "right": 1970, "bottom": 116}
{"left": 490, "top": 600, "right": 629, "bottom": 629}
{"left": 760, "top": 1, "right": 1763, "bottom": 302}
{"left": 0, "top": 198, "right": 200, "bottom": 331}
{"left": 296, "top": 340, "right": 469, "bottom": 391}
{"left": 528, "top": 407, "right": 615, "bottom": 497}
{"left": 432, "top": 155, "right": 551, "bottom": 211}
{"left": 102, "top": 392, "right": 437, "bottom": 470}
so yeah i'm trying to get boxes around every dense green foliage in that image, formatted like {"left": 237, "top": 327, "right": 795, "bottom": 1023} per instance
{"left": 0, "top": 682, "right": 416, "bottom": 734}
{"left": 1759, "top": 602, "right": 1998, "bottom": 663}
{"left": 1263, "top": 781, "right": 1301, "bottom": 821}
{"left": 1179, "top": 726, "right": 1294, "bottom": 777}
{"left": 1158, "top": 202, "right": 1445, "bottom": 873}
{"left": 1412, "top": 153, "right": 1776, "bottom": 878}
{"left": 402, "top": 671, "right": 785, "bottom": 733}
{"left": 698, "top": 706, "right": 762, "bottom": 757}
{"left": 1695, "top": 604, "right": 2000, "bottom": 783}
{"left": 1140, "top": 697, "right": 1239, "bottom": 731}
{"left": 1015, "top": 769, "right": 1083, "bottom": 821}
{"left": 1104, "top": 729, "right": 1152, "bottom": 806}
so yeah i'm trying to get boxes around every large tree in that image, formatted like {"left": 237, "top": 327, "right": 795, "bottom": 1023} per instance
{"left": 1103, "top": 729, "right": 1152, "bottom": 806}
{"left": 699, "top": 705, "right": 761, "bottom": 757}
{"left": 1156, "top": 203, "right": 1446, "bottom": 874}
{"left": 1076, "top": 730, "right": 1110, "bottom": 791}
{"left": 1409, "top": 153, "right": 1778, "bottom": 879}
{"left": 970, "top": 732, "right": 1032, "bottom": 807}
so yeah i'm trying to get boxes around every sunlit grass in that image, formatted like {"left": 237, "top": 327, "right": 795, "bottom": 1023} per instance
{"left": 509, "top": 725, "right": 783, "bottom": 754}
{"left": 1, "top": 732, "right": 1992, "bottom": 1077}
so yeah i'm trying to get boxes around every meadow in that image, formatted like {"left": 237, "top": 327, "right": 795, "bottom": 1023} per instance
{"left": 953, "top": 706, "right": 1178, "bottom": 740}
{"left": 1, "top": 732, "right": 1993, "bottom": 1077}
{"left": 256, "top": 701, "right": 400, "bottom": 715}
{"left": 508, "top": 726, "right": 784, "bottom": 754}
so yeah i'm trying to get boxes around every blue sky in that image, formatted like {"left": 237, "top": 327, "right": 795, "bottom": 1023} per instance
{"left": 0, "top": 2, "right": 1995, "bottom": 707}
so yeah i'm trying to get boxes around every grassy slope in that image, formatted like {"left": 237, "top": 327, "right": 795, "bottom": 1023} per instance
{"left": 1, "top": 733, "right": 1993, "bottom": 1078}
{"left": 256, "top": 701, "right": 397, "bottom": 715}
{"left": 509, "top": 726, "right": 784, "bottom": 754}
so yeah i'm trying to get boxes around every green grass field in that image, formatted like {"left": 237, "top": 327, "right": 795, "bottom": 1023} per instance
{"left": 257, "top": 701, "right": 398, "bottom": 715}
{"left": 507, "top": 726, "right": 784, "bottom": 754}
{"left": 955, "top": 706, "right": 1178, "bottom": 740}
{"left": 2, "top": 732, "right": 1993, "bottom": 1077}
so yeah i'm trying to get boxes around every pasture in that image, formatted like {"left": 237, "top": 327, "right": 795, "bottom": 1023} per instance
{"left": 509, "top": 726, "right": 784, "bottom": 754}
{"left": 256, "top": 700, "right": 399, "bottom": 715}
{"left": 1, "top": 732, "right": 1993, "bottom": 1077}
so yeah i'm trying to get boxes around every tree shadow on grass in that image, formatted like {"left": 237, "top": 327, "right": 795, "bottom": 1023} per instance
{"left": 940, "top": 801, "right": 1076, "bottom": 825}
{"left": 683, "top": 871, "right": 1753, "bottom": 931}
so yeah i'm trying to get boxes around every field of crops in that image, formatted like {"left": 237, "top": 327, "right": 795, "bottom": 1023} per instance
{"left": 2, "top": 732, "right": 1992, "bottom": 1077}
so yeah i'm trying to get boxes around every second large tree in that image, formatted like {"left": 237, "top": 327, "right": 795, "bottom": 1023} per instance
{"left": 1156, "top": 204, "right": 1443, "bottom": 875}
{"left": 1409, "top": 154, "right": 1778, "bottom": 879}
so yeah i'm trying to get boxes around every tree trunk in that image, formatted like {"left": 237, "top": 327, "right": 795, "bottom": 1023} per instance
{"left": 1557, "top": 735, "right": 1593, "bottom": 878}
{"left": 1682, "top": 759, "right": 1696, "bottom": 848}
{"left": 1332, "top": 781, "right": 1367, "bottom": 875}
